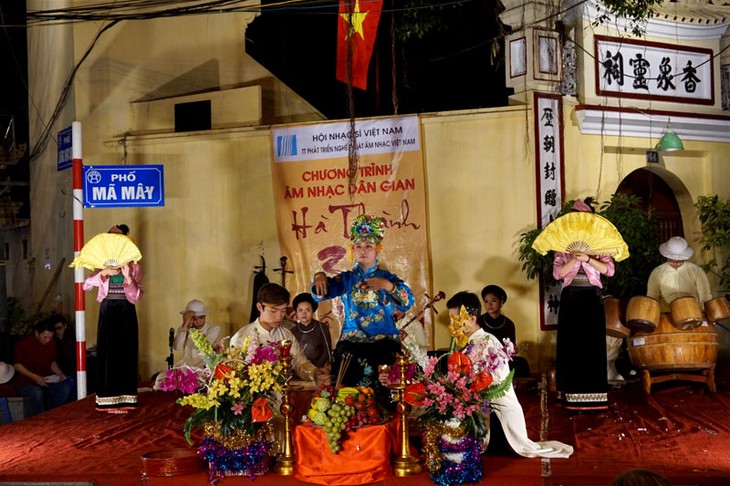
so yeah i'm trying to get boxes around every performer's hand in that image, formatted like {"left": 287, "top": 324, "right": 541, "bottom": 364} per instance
{"left": 378, "top": 366, "right": 391, "bottom": 387}
{"left": 33, "top": 374, "right": 48, "bottom": 387}
{"left": 573, "top": 252, "right": 590, "bottom": 263}
{"left": 214, "top": 336, "right": 230, "bottom": 353}
{"left": 313, "top": 272, "right": 328, "bottom": 297}
{"left": 100, "top": 267, "right": 120, "bottom": 277}
{"left": 364, "top": 277, "right": 395, "bottom": 293}
{"left": 120, "top": 263, "right": 131, "bottom": 282}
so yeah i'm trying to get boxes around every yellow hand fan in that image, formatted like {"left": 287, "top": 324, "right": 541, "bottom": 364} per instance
{"left": 531, "top": 212, "right": 630, "bottom": 262}
{"left": 69, "top": 233, "right": 142, "bottom": 270}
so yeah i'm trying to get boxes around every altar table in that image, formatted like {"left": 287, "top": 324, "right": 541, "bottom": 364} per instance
{"left": 294, "top": 419, "right": 399, "bottom": 485}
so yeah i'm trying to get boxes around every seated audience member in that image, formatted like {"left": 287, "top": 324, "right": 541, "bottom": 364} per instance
{"left": 445, "top": 291, "right": 573, "bottom": 458}
{"left": 290, "top": 293, "right": 332, "bottom": 369}
{"left": 13, "top": 317, "right": 73, "bottom": 415}
{"left": 611, "top": 468, "right": 673, "bottom": 486}
{"left": 53, "top": 315, "right": 76, "bottom": 379}
{"left": 478, "top": 285, "right": 530, "bottom": 378}
{"left": 230, "top": 283, "right": 329, "bottom": 385}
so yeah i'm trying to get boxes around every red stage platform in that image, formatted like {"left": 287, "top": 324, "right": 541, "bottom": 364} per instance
{"left": 2, "top": 378, "right": 730, "bottom": 485}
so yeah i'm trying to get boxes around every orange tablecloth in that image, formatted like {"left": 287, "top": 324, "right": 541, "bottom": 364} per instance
{"left": 294, "top": 419, "right": 398, "bottom": 485}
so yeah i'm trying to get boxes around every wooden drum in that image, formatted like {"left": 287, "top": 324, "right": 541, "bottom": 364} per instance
{"left": 604, "top": 297, "right": 630, "bottom": 339}
{"left": 628, "top": 314, "right": 718, "bottom": 371}
{"left": 626, "top": 296, "right": 660, "bottom": 333}
{"left": 705, "top": 297, "right": 730, "bottom": 323}
{"left": 670, "top": 296, "right": 703, "bottom": 330}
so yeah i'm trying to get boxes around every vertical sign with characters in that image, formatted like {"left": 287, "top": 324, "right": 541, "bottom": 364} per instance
{"left": 57, "top": 126, "right": 73, "bottom": 171}
{"left": 534, "top": 93, "right": 565, "bottom": 330}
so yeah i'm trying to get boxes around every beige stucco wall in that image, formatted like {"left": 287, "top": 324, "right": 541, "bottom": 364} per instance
{"left": 82, "top": 129, "right": 280, "bottom": 376}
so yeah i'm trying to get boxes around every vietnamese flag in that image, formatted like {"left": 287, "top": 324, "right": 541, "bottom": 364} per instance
{"left": 336, "top": 0, "right": 383, "bottom": 90}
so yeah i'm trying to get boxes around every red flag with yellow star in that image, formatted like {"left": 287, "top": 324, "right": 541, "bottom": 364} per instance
{"left": 336, "top": 0, "right": 383, "bottom": 90}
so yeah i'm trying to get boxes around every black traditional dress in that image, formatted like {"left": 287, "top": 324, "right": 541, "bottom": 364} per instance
{"left": 84, "top": 265, "right": 142, "bottom": 413}
{"left": 291, "top": 319, "right": 332, "bottom": 369}
{"left": 553, "top": 252, "right": 613, "bottom": 411}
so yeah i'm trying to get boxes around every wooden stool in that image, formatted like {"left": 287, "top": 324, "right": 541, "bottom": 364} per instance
{"left": 641, "top": 368, "right": 716, "bottom": 395}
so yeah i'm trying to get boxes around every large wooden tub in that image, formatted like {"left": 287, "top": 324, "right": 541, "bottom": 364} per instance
{"left": 628, "top": 313, "right": 717, "bottom": 393}
{"left": 628, "top": 314, "right": 718, "bottom": 370}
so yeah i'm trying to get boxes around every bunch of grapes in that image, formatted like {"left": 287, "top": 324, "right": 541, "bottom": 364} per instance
{"left": 307, "top": 386, "right": 384, "bottom": 453}
{"left": 322, "top": 401, "right": 355, "bottom": 453}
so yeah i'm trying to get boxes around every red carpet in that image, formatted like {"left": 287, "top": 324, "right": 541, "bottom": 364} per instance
{"left": 2, "top": 378, "right": 730, "bottom": 485}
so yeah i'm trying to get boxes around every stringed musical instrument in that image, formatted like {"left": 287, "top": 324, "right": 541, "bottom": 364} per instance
{"left": 399, "top": 291, "right": 446, "bottom": 334}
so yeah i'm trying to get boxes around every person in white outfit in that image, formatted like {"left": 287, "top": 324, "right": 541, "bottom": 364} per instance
{"left": 445, "top": 291, "right": 573, "bottom": 459}
{"left": 647, "top": 236, "right": 712, "bottom": 312}
{"left": 173, "top": 299, "right": 221, "bottom": 369}
{"left": 154, "top": 299, "right": 221, "bottom": 389}
{"left": 230, "top": 283, "right": 329, "bottom": 385}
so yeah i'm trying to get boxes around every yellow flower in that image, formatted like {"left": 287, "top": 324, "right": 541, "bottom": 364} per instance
{"left": 227, "top": 377, "right": 243, "bottom": 399}
{"left": 449, "top": 305, "right": 471, "bottom": 348}
{"left": 189, "top": 329, "right": 214, "bottom": 356}
{"left": 177, "top": 393, "right": 216, "bottom": 410}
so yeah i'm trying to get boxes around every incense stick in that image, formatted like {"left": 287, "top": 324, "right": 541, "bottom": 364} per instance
{"left": 335, "top": 352, "right": 353, "bottom": 389}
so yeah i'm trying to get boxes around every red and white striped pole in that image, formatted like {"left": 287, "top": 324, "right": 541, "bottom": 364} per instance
{"left": 71, "top": 121, "right": 87, "bottom": 399}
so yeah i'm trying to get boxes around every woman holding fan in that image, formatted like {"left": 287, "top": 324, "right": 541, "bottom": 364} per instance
{"left": 76, "top": 224, "right": 143, "bottom": 413}
{"left": 551, "top": 200, "right": 616, "bottom": 411}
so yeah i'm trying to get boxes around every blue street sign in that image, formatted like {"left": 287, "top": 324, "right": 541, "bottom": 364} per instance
{"left": 57, "top": 126, "right": 73, "bottom": 171}
{"left": 83, "top": 165, "right": 165, "bottom": 208}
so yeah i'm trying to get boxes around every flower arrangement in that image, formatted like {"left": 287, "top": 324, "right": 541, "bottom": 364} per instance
{"left": 401, "top": 305, "right": 515, "bottom": 485}
{"left": 158, "top": 329, "right": 288, "bottom": 479}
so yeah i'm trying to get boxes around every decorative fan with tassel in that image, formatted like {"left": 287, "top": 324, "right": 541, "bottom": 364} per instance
{"left": 531, "top": 212, "right": 630, "bottom": 262}
{"left": 69, "top": 233, "right": 142, "bottom": 270}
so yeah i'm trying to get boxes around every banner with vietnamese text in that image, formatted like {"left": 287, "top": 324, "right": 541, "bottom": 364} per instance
{"left": 271, "top": 116, "right": 431, "bottom": 344}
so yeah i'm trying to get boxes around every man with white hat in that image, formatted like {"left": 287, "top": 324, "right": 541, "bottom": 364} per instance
{"left": 173, "top": 299, "right": 221, "bottom": 369}
{"left": 647, "top": 236, "right": 712, "bottom": 311}
{"left": 0, "top": 361, "right": 15, "bottom": 384}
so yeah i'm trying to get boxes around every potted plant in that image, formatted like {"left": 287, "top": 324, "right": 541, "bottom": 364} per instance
{"left": 697, "top": 195, "right": 730, "bottom": 294}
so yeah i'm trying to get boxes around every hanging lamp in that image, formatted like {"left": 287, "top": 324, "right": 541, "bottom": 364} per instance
{"left": 655, "top": 132, "right": 684, "bottom": 152}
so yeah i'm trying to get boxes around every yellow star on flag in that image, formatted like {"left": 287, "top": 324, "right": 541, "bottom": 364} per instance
{"left": 340, "top": 0, "right": 368, "bottom": 40}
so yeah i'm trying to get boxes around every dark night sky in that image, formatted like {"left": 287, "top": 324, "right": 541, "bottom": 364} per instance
{"left": 246, "top": 0, "right": 512, "bottom": 119}
{"left": 0, "top": 1, "right": 29, "bottom": 220}
{"left": 0, "top": 0, "right": 511, "bottom": 211}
